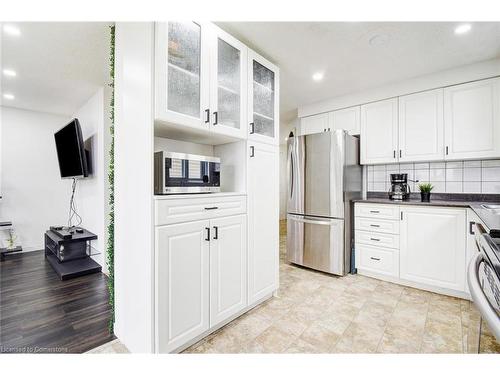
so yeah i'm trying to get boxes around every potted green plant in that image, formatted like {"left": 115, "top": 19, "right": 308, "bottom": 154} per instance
{"left": 418, "top": 183, "right": 433, "bottom": 202}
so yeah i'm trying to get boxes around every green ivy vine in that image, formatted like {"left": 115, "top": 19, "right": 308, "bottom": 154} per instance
{"left": 106, "top": 24, "right": 115, "bottom": 333}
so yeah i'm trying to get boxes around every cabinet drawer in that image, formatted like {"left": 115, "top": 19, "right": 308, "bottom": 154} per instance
{"left": 355, "top": 230, "right": 399, "bottom": 249}
{"left": 155, "top": 195, "right": 247, "bottom": 226}
{"left": 356, "top": 244, "right": 399, "bottom": 277}
{"left": 355, "top": 217, "right": 400, "bottom": 234}
{"left": 355, "top": 203, "right": 400, "bottom": 220}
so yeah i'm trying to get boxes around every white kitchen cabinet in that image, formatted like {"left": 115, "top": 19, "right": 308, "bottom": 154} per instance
{"left": 360, "top": 98, "right": 399, "bottom": 164}
{"left": 210, "top": 214, "right": 247, "bottom": 326}
{"left": 444, "top": 77, "right": 500, "bottom": 160}
{"left": 247, "top": 50, "right": 280, "bottom": 145}
{"left": 156, "top": 212, "right": 249, "bottom": 352}
{"left": 247, "top": 141, "right": 279, "bottom": 303}
{"left": 399, "top": 89, "right": 444, "bottom": 162}
{"left": 155, "top": 21, "right": 210, "bottom": 130}
{"left": 156, "top": 220, "right": 210, "bottom": 353}
{"left": 399, "top": 206, "right": 466, "bottom": 292}
{"left": 209, "top": 27, "right": 248, "bottom": 139}
{"left": 331, "top": 106, "right": 361, "bottom": 136}
{"left": 300, "top": 113, "right": 329, "bottom": 135}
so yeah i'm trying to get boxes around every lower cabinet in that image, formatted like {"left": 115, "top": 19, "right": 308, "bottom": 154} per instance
{"left": 355, "top": 203, "right": 468, "bottom": 297}
{"left": 399, "top": 206, "right": 466, "bottom": 292}
{"left": 156, "top": 214, "right": 247, "bottom": 353}
{"left": 210, "top": 215, "right": 247, "bottom": 326}
{"left": 155, "top": 220, "right": 210, "bottom": 353}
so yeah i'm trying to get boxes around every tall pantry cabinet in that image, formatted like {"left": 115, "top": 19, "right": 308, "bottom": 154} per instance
{"left": 247, "top": 51, "right": 280, "bottom": 304}
{"left": 114, "top": 22, "right": 280, "bottom": 354}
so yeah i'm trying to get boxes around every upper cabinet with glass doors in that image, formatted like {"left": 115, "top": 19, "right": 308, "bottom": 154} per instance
{"left": 155, "top": 21, "right": 210, "bottom": 130}
{"left": 248, "top": 50, "right": 280, "bottom": 145}
{"left": 155, "top": 22, "right": 254, "bottom": 141}
{"left": 209, "top": 27, "right": 247, "bottom": 139}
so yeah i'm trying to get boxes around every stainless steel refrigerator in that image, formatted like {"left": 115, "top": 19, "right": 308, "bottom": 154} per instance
{"left": 286, "top": 130, "right": 362, "bottom": 275}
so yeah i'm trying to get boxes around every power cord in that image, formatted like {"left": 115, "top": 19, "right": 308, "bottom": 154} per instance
{"left": 67, "top": 177, "right": 82, "bottom": 228}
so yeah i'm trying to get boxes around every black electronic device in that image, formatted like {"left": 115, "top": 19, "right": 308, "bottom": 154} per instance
{"left": 54, "top": 118, "right": 89, "bottom": 179}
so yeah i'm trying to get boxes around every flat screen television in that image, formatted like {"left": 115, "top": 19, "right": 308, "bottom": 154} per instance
{"left": 54, "top": 118, "right": 89, "bottom": 178}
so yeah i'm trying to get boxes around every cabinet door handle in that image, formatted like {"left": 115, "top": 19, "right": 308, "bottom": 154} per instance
{"left": 370, "top": 238, "right": 380, "bottom": 242}
{"left": 399, "top": 150, "right": 402, "bottom": 158}
{"left": 249, "top": 122, "right": 255, "bottom": 134}
{"left": 393, "top": 150, "right": 396, "bottom": 159}
{"left": 470, "top": 221, "right": 475, "bottom": 235}
{"left": 213, "top": 226, "right": 218, "bottom": 240}
{"left": 205, "top": 109, "right": 210, "bottom": 123}
{"left": 204, "top": 206, "right": 218, "bottom": 210}
{"left": 370, "top": 257, "right": 381, "bottom": 261}
{"left": 213, "top": 111, "right": 218, "bottom": 125}
{"left": 446, "top": 146, "right": 449, "bottom": 155}
{"left": 250, "top": 146, "right": 255, "bottom": 158}
{"left": 205, "top": 227, "right": 210, "bottom": 241}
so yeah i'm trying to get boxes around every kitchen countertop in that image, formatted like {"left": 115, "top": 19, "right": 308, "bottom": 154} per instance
{"left": 353, "top": 193, "right": 500, "bottom": 236}
{"left": 154, "top": 192, "right": 246, "bottom": 200}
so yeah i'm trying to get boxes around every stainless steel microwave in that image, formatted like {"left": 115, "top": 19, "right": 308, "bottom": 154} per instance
{"left": 154, "top": 151, "right": 221, "bottom": 194}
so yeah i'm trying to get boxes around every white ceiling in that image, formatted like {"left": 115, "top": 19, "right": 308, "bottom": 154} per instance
{"left": 1, "top": 22, "right": 110, "bottom": 116}
{"left": 218, "top": 22, "right": 500, "bottom": 139}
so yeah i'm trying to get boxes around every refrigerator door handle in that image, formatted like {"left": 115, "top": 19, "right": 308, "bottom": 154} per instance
{"left": 288, "top": 146, "right": 294, "bottom": 199}
{"left": 288, "top": 216, "right": 335, "bottom": 226}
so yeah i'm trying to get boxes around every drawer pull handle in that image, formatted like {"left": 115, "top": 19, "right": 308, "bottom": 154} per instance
{"left": 370, "top": 224, "right": 380, "bottom": 228}
{"left": 204, "top": 207, "right": 219, "bottom": 210}
{"left": 370, "top": 210, "right": 380, "bottom": 213}
{"left": 370, "top": 238, "right": 380, "bottom": 242}
{"left": 370, "top": 257, "right": 381, "bottom": 261}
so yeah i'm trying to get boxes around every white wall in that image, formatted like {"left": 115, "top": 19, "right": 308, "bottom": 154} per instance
{"left": 72, "top": 87, "right": 110, "bottom": 270}
{"left": 114, "top": 22, "right": 155, "bottom": 353}
{"left": 0, "top": 88, "right": 110, "bottom": 271}
{"left": 154, "top": 137, "right": 213, "bottom": 155}
{"left": 0, "top": 107, "right": 71, "bottom": 251}
{"left": 298, "top": 58, "right": 500, "bottom": 118}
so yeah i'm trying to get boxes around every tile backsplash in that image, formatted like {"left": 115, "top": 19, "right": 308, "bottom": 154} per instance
{"left": 366, "top": 160, "right": 500, "bottom": 194}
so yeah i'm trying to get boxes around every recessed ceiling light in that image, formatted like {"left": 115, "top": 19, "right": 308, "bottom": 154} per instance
{"left": 3, "top": 24, "right": 21, "bottom": 36}
{"left": 3, "top": 69, "right": 17, "bottom": 77}
{"left": 3, "top": 93, "right": 15, "bottom": 100}
{"left": 312, "top": 72, "right": 324, "bottom": 82}
{"left": 454, "top": 24, "right": 472, "bottom": 35}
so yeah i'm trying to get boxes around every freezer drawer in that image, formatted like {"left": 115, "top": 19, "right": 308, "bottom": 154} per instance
{"left": 286, "top": 214, "right": 345, "bottom": 275}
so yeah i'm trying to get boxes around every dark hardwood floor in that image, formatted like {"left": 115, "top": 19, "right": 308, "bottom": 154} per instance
{"left": 0, "top": 250, "right": 114, "bottom": 353}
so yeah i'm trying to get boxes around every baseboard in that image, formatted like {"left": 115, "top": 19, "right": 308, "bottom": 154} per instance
{"left": 357, "top": 269, "right": 471, "bottom": 300}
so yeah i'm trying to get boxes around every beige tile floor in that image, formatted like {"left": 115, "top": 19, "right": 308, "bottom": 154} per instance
{"left": 87, "top": 220, "right": 500, "bottom": 354}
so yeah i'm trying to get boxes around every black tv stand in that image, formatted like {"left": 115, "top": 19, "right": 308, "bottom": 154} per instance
{"left": 45, "top": 227, "right": 101, "bottom": 280}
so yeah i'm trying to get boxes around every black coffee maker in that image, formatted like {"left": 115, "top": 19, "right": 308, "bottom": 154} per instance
{"left": 388, "top": 173, "right": 411, "bottom": 200}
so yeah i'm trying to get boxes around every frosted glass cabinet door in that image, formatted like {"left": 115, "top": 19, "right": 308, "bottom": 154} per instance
{"left": 155, "top": 22, "right": 210, "bottom": 129}
{"left": 248, "top": 50, "right": 279, "bottom": 145}
{"left": 209, "top": 27, "right": 247, "bottom": 139}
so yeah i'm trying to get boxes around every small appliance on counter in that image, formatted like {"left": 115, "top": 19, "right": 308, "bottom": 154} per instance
{"left": 154, "top": 151, "right": 221, "bottom": 194}
{"left": 388, "top": 173, "right": 411, "bottom": 201}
